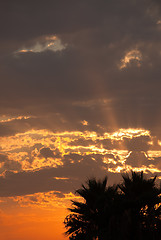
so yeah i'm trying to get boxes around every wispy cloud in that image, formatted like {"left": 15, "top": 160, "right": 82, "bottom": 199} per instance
{"left": 0, "top": 115, "right": 33, "bottom": 123}
{"left": 15, "top": 35, "right": 67, "bottom": 54}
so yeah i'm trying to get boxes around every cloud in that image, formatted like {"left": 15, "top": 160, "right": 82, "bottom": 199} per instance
{"left": 123, "top": 136, "right": 151, "bottom": 152}
{"left": 0, "top": 128, "right": 161, "bottom": 197}
{"left": 149, "top": 157, "right": 161, "bottom": 170}
{"left": 3, "top": 160, "right": 22, "bottom": 172}
{"left": 0, "top": 115, "right": 32, "bottom": 123}
{"left": 0, "top": 155, "right": 22, "bottom": 174}
{"left": 0, "top": 154, "right": 8, "bottom": 163}
{"left": 0, "top": 127, "right": 160, "bottom": 175}
{"left": 39, "top": 147, "right": 61, "bottom": 159}
{"left": 119, "top": 49, "right": 142, "bottom": 69}
{"left": 125, "top": 151, "right": 149, "bottom": 168}
{"left": 11, "top": 191, "right": 75, "bottom": 209}
{"left": 81, "top": 120, "right": 88, "bottom": 126}
{"left": 1, "top": 0, "right": 161, "bottom": 198}
{"left": 16, "top": 36, "right": 66, "bottom": 54}
{"left": 0, "top": 123, "right": 17, "bottom": 137}
{"left": 0, "top": 154, "right": 122, "bottom": 197}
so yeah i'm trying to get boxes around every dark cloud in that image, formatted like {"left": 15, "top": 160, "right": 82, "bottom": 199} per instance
{"left": 0, "top": 0, "right": 161, "bottom": 136}
{"left": 125, "top": 151, "right": 149, "bottom": 168}
{"left": 63, "top": 153, "right": 82, "bottom": 163}
{"left": 96, "top": 139, "right": 122, "bottom": 150}
{"left": 0, "top": 123, "right": 17, "bottom": 137}
{"left": 39, "top": 147, "right": 61, "bottom": 158}
{"left": 123, "top": 136, "right": 151, "bottom": 152}
{"left": 0, "top": 154, "right": 8, "bottom": 162}
{"left": 0, "top": 148, "right": 160, "bottom": 197}
{"left": 148, "top": 157, "right": 161, "bottom": 170}
{"left": 69, "top": 138, "right": 95, "bottom": 147}
{"left": 39, "top": 147, "right": 55, "bottom": 158}
{"left": 3, "top": 160, "right": 22, "bottom": 172}
{"left": 0, "top": 169, "right": 74, "bottom": 197}
{"left": 1, "top": 0, "right": 161, "bottom": 198}
{"left": 0, "top": 153, "right": 122, "bottom": 197}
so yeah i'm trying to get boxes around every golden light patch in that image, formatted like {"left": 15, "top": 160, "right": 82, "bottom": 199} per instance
{"left": 119, "top": 49, "right": 142, "bottom": 69}
{"left": 103, "top": 157, "right": 117, "bottom": 165}
{"left": 148, "top": 150, "right": 161, "bottom": 158}
{"left": 19, "top": 49, "right": 33, "bottom": 53}
{"left": 108, "top": 128, "right": 150, "bottom": 140}
{"left": 108, "top": 166, "right": 125, "bottom": 173}
{"left": 10, "top": 191, "right": 81, "bottom": 209}
{"left": 53, "top": 177, "right": 69, "bottom": 180}
{"left": 0, "top": 115, "right": 33, "bottom": 123}
{"left": 81, "top": 120, "right": 88, "bottom": 126}
{"left": 0, "top": 128, "right": 161, "bottom": 175}
{"left": 31, "top": 157, "right": 63, "bottom": 170}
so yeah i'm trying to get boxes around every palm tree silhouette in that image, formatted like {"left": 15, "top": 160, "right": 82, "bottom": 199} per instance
{"left": 118, "top": 171, "right": 161, "bottom": 240}
{"left": 64, "top": 177, "right": 118, "bottom": 240}
{"left": 64, "top": 171, "right": 161, "bottom": 240}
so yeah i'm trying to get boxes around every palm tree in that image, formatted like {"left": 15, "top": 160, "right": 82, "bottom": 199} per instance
{"left": 64, "top": 177, "right": 118, "bottom": 240}
{"left": 64, "top": 171, "right": 161, "bottom": 239}
{"left": 118, "top": 171, "right": 161, "bottom": 240}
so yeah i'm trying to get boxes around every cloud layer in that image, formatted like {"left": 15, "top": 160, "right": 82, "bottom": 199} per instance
{"left": 1, "top": 0, "right": 161, "bottom": 212}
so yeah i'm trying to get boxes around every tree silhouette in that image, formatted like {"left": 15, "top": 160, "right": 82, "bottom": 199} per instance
{"left": 118, "top": 171, "right": 161, "bottom": 240}
{"left": 64, "top": 171, "right": 161, "bottom": 240}
{"left": 64, "top": 177, "right": 118, "bottom": 240}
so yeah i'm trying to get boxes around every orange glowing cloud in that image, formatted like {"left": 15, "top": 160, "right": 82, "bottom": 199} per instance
{"left": 119, "top": 49, "right": 142, "bottom": 69}
{"left": 0, "top": 127, "right": 161, "bottom": 177}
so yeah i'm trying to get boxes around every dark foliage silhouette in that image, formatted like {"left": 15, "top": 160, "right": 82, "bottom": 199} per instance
{"left": 118, "top": 171, "right": 161, "bottom": 240}
{"left": 64, "top": 177, "right": 118, "bottom": 239}
{"left": 64, "top": 171, "right": 161, "bottom": 240}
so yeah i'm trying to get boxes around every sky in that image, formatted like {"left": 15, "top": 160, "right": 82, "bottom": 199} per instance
{"left": 1, "top": 0, "right": 161, "bottom": 239}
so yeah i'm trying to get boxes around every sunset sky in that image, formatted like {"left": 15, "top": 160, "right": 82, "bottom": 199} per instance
{"left": 1, "top": 0, "right": 161, "bottom": 239}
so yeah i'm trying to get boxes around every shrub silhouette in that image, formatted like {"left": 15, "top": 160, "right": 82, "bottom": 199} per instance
{"left": 64, "top": 171, "right": 161, "bottom": 240}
